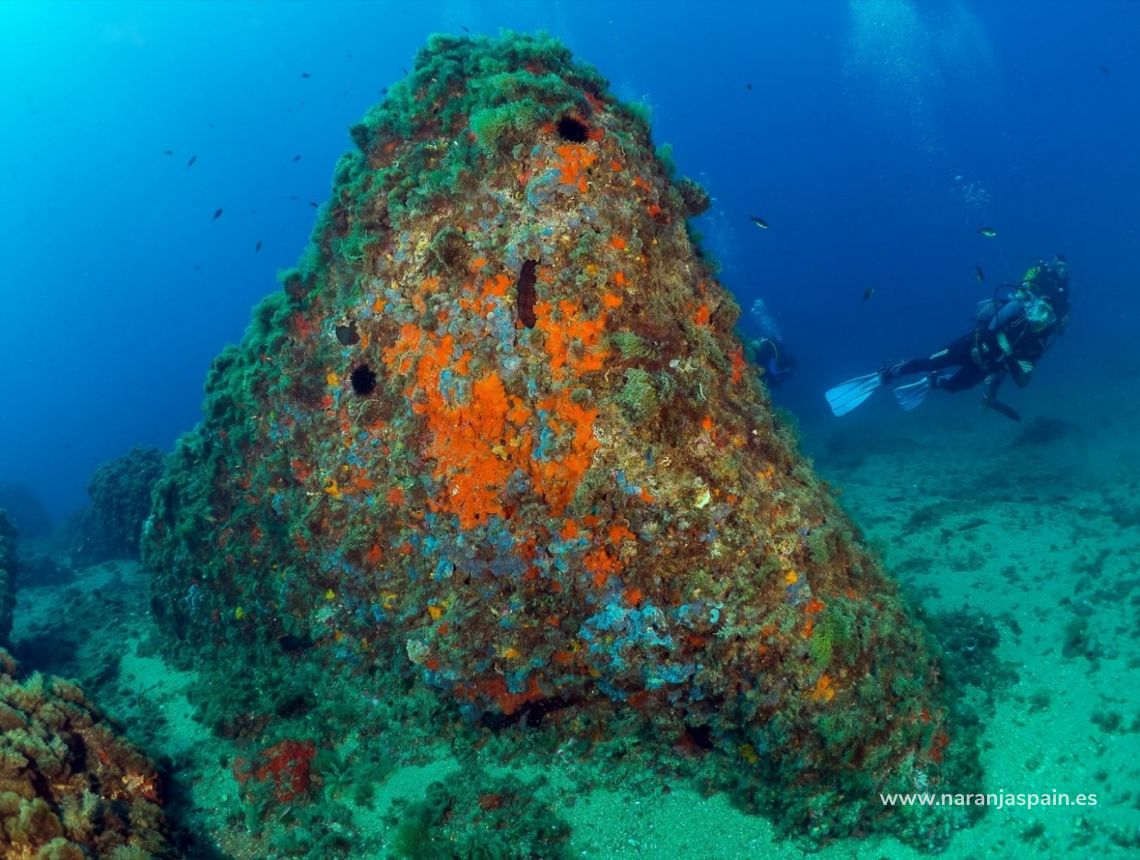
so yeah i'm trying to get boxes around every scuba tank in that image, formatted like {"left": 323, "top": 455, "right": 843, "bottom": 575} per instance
{"left": 974, "top": 283, "right": 1019, "bottom": 327}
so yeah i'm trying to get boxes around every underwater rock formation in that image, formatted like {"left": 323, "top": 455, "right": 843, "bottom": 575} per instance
{"left": 146, "top": 33, "right": 969, "bottom": 844}
{"left": 71, "top": 447, "right": 166, "bottom": 565}
{"left": 0, "top": 511, "right": 15, "bottom": 647}
{"left": 0, "top": 648, "right": 169, "bottom": 858}
{"left": 15, "top": 553, "right": 75, "bottom": 589}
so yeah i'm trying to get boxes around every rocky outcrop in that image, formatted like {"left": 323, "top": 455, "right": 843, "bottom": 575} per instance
{"left": 70, "top": 447, "right": 165, "bottom": 565}
{"left": 144, "top": 33, "right": 971, "bottom": 845}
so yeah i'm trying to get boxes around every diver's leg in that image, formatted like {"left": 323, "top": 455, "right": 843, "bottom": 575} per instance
{"left": 936, "top": 364, "right": 986, "bottom": 393}
{"left": 883, "top": 336, "right": 973, "bottom": 381}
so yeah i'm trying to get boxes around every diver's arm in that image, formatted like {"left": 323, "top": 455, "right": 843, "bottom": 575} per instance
{"left": 988, "top": 299, "right": 1024, "bottom": 332}
{"left": 981, "top": 372, "right": 1021, "bottom": 421}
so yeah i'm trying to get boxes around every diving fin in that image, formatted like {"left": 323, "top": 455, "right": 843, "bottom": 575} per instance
{"left": 893, "top": 376, "right": 933, "bottom": 411}
{"left": 894, "top": 370, "right": 955, "bottom": 412}
{"left": 825, "top": 372, "right": 882, "bottom": 417}
{"left": 984, "top": 399, "right": 1022, "bottom": 422}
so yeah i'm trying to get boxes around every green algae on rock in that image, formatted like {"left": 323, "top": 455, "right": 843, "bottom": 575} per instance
{"left": 70, "top": 447, "right": 166, "bottom": 565}
{"left": 145, "top": 32, "right": 974, "bottom": 847}
{"left": 387, "top": 767, "right": 572, "bottom": 859}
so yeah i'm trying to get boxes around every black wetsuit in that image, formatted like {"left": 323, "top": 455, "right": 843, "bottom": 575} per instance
{"left": 891, "top": 334, "right": 988, "bottom": 392}
{"left": 885, "top": 295, "right": 1062, "bottom": 422}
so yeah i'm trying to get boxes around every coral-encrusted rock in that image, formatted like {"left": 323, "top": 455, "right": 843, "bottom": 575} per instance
{"left": 0, "top": 648, "right": 169, "bottom": 858}
{"left": 0, "top": 510, "right": 16, "bottom": 647}
{"left": 70, "top": 447, "right": 166, "bottom": 565}
{"left": 145, "top": 33, "right": 972, "bottom": 844}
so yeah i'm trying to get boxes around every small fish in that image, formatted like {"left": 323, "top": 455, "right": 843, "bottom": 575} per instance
{"left": 460, "top": 25, "right": 470, "bottom": 33}
{"left": 1097, "top": 64, "right": 1111, "bottom": 75}
{"left": 162, "top": 149, "right": 173, "bottom": 156}
{"left": 212, "top": 208, "right": 223, "bottom": 221}
{"left": 255, "top": 240, "right": 263, "bottom": 253}
{"left": 976, "top": 227, "right": 998, "bottom": 238}
{"left": 292, "top": 154, "right": 301, "bottom": 162}
{"left": 746, "top": 82, "right": 753, "bottom": 91}
{"left": 975, "top": 265, "right": 985, "bottom": 283}
{"left": 749, "top": 215, "right": 769, "bottom": 230}
{"left": 301, "top": 71, "right": 311, "bottom": 78}
{"left": 193, "top": 264, "right": 202, "bottom": 270}
{"left": 309, "top": 201, "right": 319, "bottom": 208}
{"left": 862, "top": 287, "right": 875, "bottom": 301}
{"left": 186, "top": 154, "right": 197, "bottom": 167}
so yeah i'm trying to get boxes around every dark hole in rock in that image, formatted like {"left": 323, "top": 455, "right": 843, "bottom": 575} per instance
{"left": 556, "top": 116, "right": 589, "bottom": 143}
{"left": 335, "top": 322, "right": 359, "bottom": 345}
{"left": 516, "top": 259, "right": 538, "bottom": 328}
{"left": 275, "top": 692, "right": 314, "bottom": 719}
{"left": 278, "top": 634, "right": 314, "bottom": 653}
{"left": 524, "top": 695, "right": 573, "bottom": 728}
{"left": 481, "top": 709, "right": 522, "bottom": 730}
{"left": 350, "top": 364, "right": 377, "bottom": 395}
{"left": 686, "top": 724, "right": 714, "bottom": 750}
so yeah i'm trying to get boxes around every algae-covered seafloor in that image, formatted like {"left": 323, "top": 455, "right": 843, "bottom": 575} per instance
{"left": 4, "top": 29, "right": 1139, "bottom": 860}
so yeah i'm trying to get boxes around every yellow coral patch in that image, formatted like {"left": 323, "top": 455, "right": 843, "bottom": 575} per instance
{"left": 810, "top": 674, "right": 836, "bottom": 703}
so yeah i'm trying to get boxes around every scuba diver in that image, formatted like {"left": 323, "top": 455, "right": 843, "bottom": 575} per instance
{"left": 748, "top": 298, "right": 796, "bottom": 387}
{"left": 751, "top": 335, "right": 797, "bottom": 388}
{"left": 825, "top": 256, "right": 1070, "bottom": 422}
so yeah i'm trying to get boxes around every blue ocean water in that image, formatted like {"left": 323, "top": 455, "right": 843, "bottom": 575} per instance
{"left": 1, "top": 0, "right": 1137, "bottom": 526}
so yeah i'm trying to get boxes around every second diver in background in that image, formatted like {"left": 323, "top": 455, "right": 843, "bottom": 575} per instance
{"left": 748, "top": 298, "right": 797, "bottom": 388}
{"left": 751, "top": 335, "right": 797, "bottom": 388}
{"left": 826, "top": 256, "right": 1070, "bottom": 422}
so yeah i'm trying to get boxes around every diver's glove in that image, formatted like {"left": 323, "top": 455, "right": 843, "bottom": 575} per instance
{"left": 1010, "top": 359, "right": 1034, "bottom": 388}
